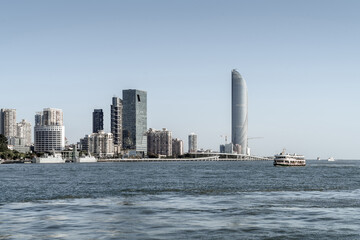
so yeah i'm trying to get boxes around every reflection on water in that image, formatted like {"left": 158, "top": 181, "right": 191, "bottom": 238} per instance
{"left": 0, "top": 161, "right": 359, "bottom": 239}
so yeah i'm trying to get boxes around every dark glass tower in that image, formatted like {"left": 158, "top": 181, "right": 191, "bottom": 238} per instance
{"left": 231, "top": 69, "right": 248, "bottom": 154}
{"left": 122, "top": 89, "right": 147, "bottom": 155}
{"left": 92, "top": 109, "right": 103, "bottom": 133}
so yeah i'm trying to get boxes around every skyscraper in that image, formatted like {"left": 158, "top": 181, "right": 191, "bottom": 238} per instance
{"left": 188, "top": 133, "right": 197, "bottom": 153}
{"left": 111, "top": 97, "right": 123, "bottom": 149}
{"left": 122, "top": 89, "right": 147, "bottom": 155}
{"left": 34, "top": 108, "right": 65, "bottom": 153}
{"left": 0, "top": 109, "right": 17, "bottom": 138}
{"left": 231, "top": 69, "right": 248, "bottom": 155}
{"left": 92, "top": 109, "right": 104, "bottom": 133}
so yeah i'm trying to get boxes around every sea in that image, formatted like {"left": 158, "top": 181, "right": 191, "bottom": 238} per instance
{"left": 0, "top": 160, "right": 359, "bottom": 240}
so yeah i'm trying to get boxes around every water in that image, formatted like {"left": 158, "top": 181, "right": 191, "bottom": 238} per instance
{"left": 1, "top": 160, "right": 359, "bottom": 239}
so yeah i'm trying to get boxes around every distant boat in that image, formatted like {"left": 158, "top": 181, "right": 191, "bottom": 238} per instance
{"left": 328, "top": 157, "right": 335, "bottom": 162}
{"left": 317, "top": 157, "right": 321, "bottom": 161}
{"left": 273, "top": 149, "right": 306, "bottom": 166}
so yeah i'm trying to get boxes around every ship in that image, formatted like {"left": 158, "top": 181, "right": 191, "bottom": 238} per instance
{"left": 273, "top": 149, "right": 306, "bottom": 166}
{"left": 75, "top": 154, "right": 97, "bottom": 163}
{"left": 328, "top": 157, "right": 335, "bottom": 162}
{"left": 33, "top": 152, "right": 65, "bottom": 164}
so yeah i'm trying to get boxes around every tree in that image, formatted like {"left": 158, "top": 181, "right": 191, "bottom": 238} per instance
{"left": 0, "top": 134, "right": 8, "bottom": 152}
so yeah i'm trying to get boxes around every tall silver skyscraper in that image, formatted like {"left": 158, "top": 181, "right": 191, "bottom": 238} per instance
{"left": 231, "top": 69, "right": 248, "bottom": 155}
{"left": 122, "top": 89, "right": 147, "bottom": 156}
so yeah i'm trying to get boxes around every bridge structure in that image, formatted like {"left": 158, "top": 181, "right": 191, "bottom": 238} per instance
{"left": 98, "top": 153, "right": 273, "bottom": 162}
{"left": 186, "top": 152, "right": 273, "bottom": 161}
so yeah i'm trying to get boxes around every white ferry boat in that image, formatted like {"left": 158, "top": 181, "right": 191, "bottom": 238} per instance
{"left": 273, "top": 149, "right": 306, "bottom": 166}
{"left": 328, "top": 157, "right": 335, "bottom": 162}
{"left": 33, "top": 152, "right": 65, "bottom": 164}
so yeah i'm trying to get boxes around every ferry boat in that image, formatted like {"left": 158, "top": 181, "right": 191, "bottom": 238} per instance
{"left": 328, "top": 157, "right": 335, "bottom": 162}
{"left": 273, "top": 149, "right": 306, "bottom": 166}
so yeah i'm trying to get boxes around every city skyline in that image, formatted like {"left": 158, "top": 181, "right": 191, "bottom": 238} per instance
{"left": 1, "top": 1, "right": 360, "bottom": 159}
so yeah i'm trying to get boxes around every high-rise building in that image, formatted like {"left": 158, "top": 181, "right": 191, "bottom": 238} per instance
{"left": 17, "top": 119, "right": 32, "bottom": 146}
{"left": 0, "top": 109, "right": 17, "bottom": 138}
{"left": 34, "top": 108, "right": 65, "bottom": 153}
{"left": 172, "top": 138, "right": 184, "bottom": 157}
{"left": 42, "top": 108, "right": 63, "bottom": 126}
{"left": 231, "top": 69, "right": 248, "bottom": 155}
{"left": 147, "top": 128, "right": 172, "bottom": 157}
{"left": 188, "top": 133, "right": 197, "bottom": 153}
{"left": 92, "top": 109, "right": 104, "bottom": 133}
{"left": 89, "top": 130, "right": 114, "bottom": 157}
{"left": 122, "top": 89, "right": 147, "bottom": 156}
{"left": 111, "top": 97, "right": 123, "bottom": 151}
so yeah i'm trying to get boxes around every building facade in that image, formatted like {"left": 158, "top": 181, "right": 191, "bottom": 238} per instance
{"left": 0, "top": 109, "right": 17, "bottom": 138}
{"left": 147, "top": 128, "right": 172, "bottom": 157}
{"left": 8, "top": 137, "right": 30, "bottom": 153}
{"left": 34, "top": 108, "right": 65, "bottom": 153}
{"left": 17, "top": 119, "right": 32, "bottom": 146}
{"left": 89, "top": 130, "right": 114, "bottom": 157}
{"left": 231, "top": 69, "right": 248, "bottom": 155}
{"left": 188, "top": 133, "right": 197, "bottom": 153}
{"left": 79, "top": 135, "right": 90, "bottom": 152}
{"left": 92, "top": 109, "right": 104, "bottom": 133}
{"left": 111, "top": 97, "right": 123, "bottom": 151}
{"left": 122, "top": 89, "right": 147, "bottom": 156}
{"left": 172, "top": 138, "right": 184, "bottom": 157}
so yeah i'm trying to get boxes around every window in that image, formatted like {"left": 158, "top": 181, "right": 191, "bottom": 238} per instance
{"left": 137, "top": 94, "right": 141, "bottom": 102}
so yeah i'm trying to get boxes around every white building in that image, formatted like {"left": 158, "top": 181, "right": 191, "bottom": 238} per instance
{"left": 34, "top": 108, "right": 65, "bottom": 153}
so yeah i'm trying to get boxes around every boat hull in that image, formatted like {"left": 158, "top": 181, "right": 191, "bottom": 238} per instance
{"left": 274, "top": 161, "right": 306, "bottom": 167}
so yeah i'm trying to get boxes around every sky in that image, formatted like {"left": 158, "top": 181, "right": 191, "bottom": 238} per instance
{"left": 1, "top": 0, "right": 360, "bottom": 159}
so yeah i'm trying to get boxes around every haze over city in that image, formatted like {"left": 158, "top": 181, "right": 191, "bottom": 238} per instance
{"left": 1, "top": 0, "right": 360, "bottom": 159}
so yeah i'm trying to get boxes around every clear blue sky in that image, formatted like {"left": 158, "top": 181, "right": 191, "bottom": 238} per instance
{"left": 1, "top": 0, "right": 360, "bottom": 159}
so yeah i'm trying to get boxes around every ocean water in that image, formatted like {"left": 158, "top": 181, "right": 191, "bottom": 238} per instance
{"left": 0, "top": 160, "right": 359, "bottom": 239}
